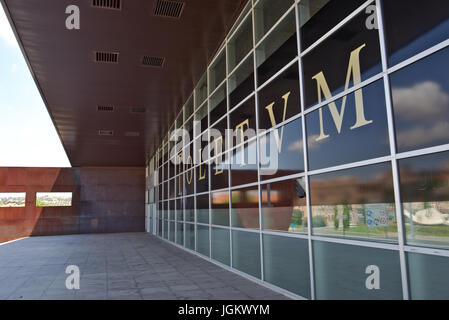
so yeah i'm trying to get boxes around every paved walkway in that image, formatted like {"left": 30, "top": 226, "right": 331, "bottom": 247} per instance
{"left": 0, "top": 233, "right": 289, "bottom": 300}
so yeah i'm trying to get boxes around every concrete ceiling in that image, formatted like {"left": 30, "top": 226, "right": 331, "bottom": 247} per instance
{"left": 1, "top": 0, "right": 247, "bottom": 167}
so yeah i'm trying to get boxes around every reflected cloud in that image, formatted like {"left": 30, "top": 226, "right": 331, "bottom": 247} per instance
{"left": 288, "top": 134, "right": 321, "bottom": 151}
{"left": 396, "top": 120, "right": 449, "bottom": 148}
{"left": 392, "top": 81, "right": 449, "bottom": 122}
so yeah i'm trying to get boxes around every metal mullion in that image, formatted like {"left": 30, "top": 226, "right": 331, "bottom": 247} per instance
{"left": 300, "top": 0, "right": 374, "bottom": 57}
{"left": 227, "top": 6, "right": 254, "bottom": 44}
{"left": 229, "top": 135, "right": 258, "bottom": 157}
{"left": 311, "top": 235, "right": 399, "bottom": 251}
{"left": 295, "top": 0, "right": 315, "bottom": 301}
{"left": 404, "top": 246, "right": 449, "bottom": 258}
{"left": 302, "top": 73, "right": 383, "bottom": 117}
{"left": 259, "top": 171, "right": 307, "bottom": 186}
{"left": 227, "top": 49, "right": 254, "bottom": 79}
{"left": 257, "top": 56, "right": 299, "bottom": 91}
{"left": 396, "top": 144, "right": 449, "bottom": 161}
{"left": 251, "top": 3, "right": 265, "bottom": 283}
{"left": 387, "top": 39, "right": 449, "bottom": 75}
{"left": 231, "top": 226, "right": 260, "bottom": 234}
{"left": 308, "top": 155, "right": 392, "bottom": 177}
{"left": 194, "top": 164, "right": 197, "bottom": 252}
{"left": 225, "top": 37, "right": 234, "bottom": 270}
{"left": 207, "top": 78, "right": 212, "bottom": 260}
{"left": 228, "top": 91, "right": 255, "bottom": 114}
{"left": 254, "top": 2, "right": 296, "bottom": 49}
{"left": 208, "top": 78, "right": 227, "bottom": 100}
{"left": 376, "top": 0, "right": 409, "bottom": 300}
{"left": 229, "top": 181, "right": 259, "bottom": 191}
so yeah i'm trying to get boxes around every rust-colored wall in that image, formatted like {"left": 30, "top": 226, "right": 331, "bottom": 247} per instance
{"left": 0, "top": 167, "right": 145, "bottom": 243}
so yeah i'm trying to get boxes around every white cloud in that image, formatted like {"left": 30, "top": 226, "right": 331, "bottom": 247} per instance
{"left": 396, "top": 121, "right": 449, "bottom": 148}
{"left": 392, "top": 81, "right": 449, "bottom": 122}
{"left": 0, "top": 6, "right": 17, "bottom": 47}
{"left": 287, "top": 134, "right": 322, "bottom": 151}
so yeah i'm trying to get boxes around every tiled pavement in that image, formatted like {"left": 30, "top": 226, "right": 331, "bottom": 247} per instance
{"left": 0, "top": 233, "right": 290, "bottom": 300}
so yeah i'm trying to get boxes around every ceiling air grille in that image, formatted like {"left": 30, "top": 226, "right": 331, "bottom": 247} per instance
{"left": 97, "top": 105, "right": 115, "bottom": 112}
{"left": 142, "top": 56, "right": 165, "bottom": 67}
{"left": 154, "top": 0, "right": 184, "bottom": 19}
{"left": 92, "top": 0, "right": 121, "bottom": 10}
{"left": 95, "top": 51, "right": 119, "bottom": 64}
{"left": 98, "top": 130, "right": 114, "bottom": 136}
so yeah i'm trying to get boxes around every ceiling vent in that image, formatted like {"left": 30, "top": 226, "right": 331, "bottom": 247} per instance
{"left": 142, "top": 56, "right": 165, "bottom": 67}
{"left": 125, "top": 131, "right": 141, "bottom": 137}
{"left": 92, "top": 0, "right": 121, "bottom": 10}
{"left": 130, "top": 106, "right": 146, "bottom": 114}
{"left": 154, "top": 0, "right": 185, "bottom": 19}
{"left": 98, "top": 130, "right": 114, "bottom": 136}
{"left": 95, "top": 51, "right": 119, "bottom": 64}
{"left": 97, "top": 105, "right": 115, "bottom": 112}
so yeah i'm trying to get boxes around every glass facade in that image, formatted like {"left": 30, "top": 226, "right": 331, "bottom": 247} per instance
{"left": 148, "top": 0, "right": 449, "bottom": 299}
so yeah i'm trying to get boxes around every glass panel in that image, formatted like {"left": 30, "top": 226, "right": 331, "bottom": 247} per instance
{"left": 175, "top": 171, "right": 183, "bottom": 198}
{"left": 195, "top": 74, "right": 208, "bottom": 109}
{"left": 306, "top": 80, "right": 390, "bottom": 171}
{"left": 210, "top": 117, "right": 228, "bottom": 150}
{"left": 169, "top": 200, "right": 175, "bottom": 220}
{"left": 229, "top": 97, "right": 256, "bottom": 148}
{"left": 261, "top": 177, "right": 307, "bottom": 234}
{"left": 197, "top": 193, "right": 210, "bottom": 224}
{"left": 211, "top": 155, "right": 229, "bottom": 190}
{"left": 194, "top": 135, "right": 209, "bottom": 165}
{"left": 194, "top": 103, "right": 208, "bottom": 138}
{"left": 313, "top": 241, "right": 403, "bottom": 300}
{"left": 232, "top": 231, "right": 261, "bottom": 278}
{"left": 391, "top": 48, "right": 449, "bottom": 153}
{"left": 231, "top": 141, "right": 259, "bottom": 186}
{"left": 259, "top": 117, "right": 304, "bottom": 180}
{"left": 229, "top": 56, "right": 254, "bottom": 108}
{"left": 169, "top": 221, "right": 175, "bottom": 242}
{"left": 211, "top": 227, "right": 230, "bottom": 266}
{"left": 210, "top": 84, "right": 227, "bottom": 127}
{"left": 184, "top": 96, "right": 194, "bottom": 120}
{"left": 185, "top": 223, "right": 195, "bottom": 250}
{"left": 176, "top": 198, "right": 183, "bottom": 221}
{"left": 231, "top": 186, "right": 259, "bottom": 229}
{"left": 185, "top": 168, "right": 194, "bottom": 195}
{"left": 163, "top": 220, "right": 168, "bottom": 239}
{"left": 258, "top": 64, "right": 300, "bottom": 130}
{"left": 196, "top": 225, "right": 210, "bottom": 257}
{"left": 169, "top": 177, "right": 175, "bottom": 198}
{"left": 299, "top": 0, "right": 364, "bottom": 50}
{"left": 185, "top": 196, "right": 194, "bottom": 222}
{"left": 383, "top": 0, "right": 449, "bottom": 67}
{"left": 302, "top": 8, "right": 382, "bottom": 109}
{"left": 0, "top": 192, "right": 26, "bottom": 207}
{"left": 263, "top": 234, "right": 310, "bottom": 298}
{"left": 184, "top": 117, "right": 194, "bottom": 145}
{"left": 229, "top": 0, "right": 251, "bottom": 36}
{"left": 195, "top": 163, "right": 209, "bottom": 193}
{"left": 254, "top": 0, "right": 294, "bottom": 43}
{"left": 256, "top": 9, "right": 297, "bottom": 86}
{"left": 407, "top": 252, "right": 449, "bottom": 300}
{"left": 176, "top": 223, "right": 184, "bottom": 245}
{"left": 399, "top": 151, "right": 449, "bottom": 249}
{"left": 211, "top": 191, "right": 229, "bottom": 226}
{"left": 310, "top": 163, "right": 398, "bottom": 243}
{"left": 209, "top": 49, "right": 226, "bottom": 93}
{"left": 228, "top": 14, "right": 253, "bottom": 72}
